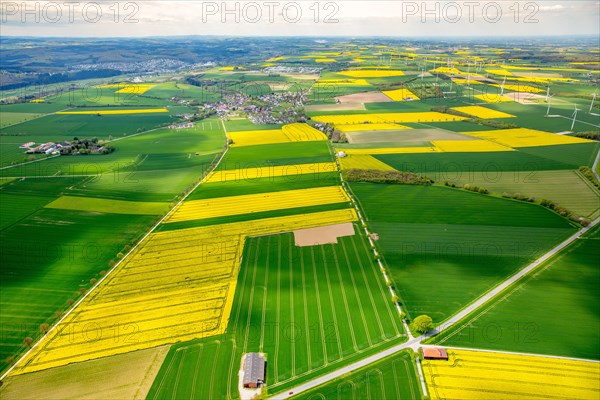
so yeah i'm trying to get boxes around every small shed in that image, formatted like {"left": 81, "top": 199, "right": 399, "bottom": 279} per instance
{"left": 242, "top": 353, "right": 266, "bottom": 388}
{"left": 423, "top": 347, "right": 448, "bottom": 360}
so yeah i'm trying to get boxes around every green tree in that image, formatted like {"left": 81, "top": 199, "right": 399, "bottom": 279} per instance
{"left": 412, "top": 315, "right": 434, "bottom": 334}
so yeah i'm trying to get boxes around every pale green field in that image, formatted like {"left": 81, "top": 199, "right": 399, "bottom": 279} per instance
{"left": 45, "top": 195, "right": 169, "bottom": 215}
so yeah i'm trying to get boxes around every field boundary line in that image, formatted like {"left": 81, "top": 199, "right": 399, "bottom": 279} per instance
{"left": 269, "top": 217, "right": 600, "bottom": 399}
{"left": 0, "top": 117, "right": 229, "bottom": 381}
{"left": 441, "top": 346, "right": 600, "bottom": 364}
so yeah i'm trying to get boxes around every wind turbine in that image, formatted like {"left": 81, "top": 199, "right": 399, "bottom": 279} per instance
{"left": 545, "top": 85, "right": 551, "bottom": 102}
{"left": 571, "top": 105, "right": 579, "bottom": 131}
{"left": 500, "top": 75, "right": 507, "bottom": 97}
{"left": 590, "top": 92, "right": 597, "bottom": 113}
{"left": 546, "top": 94, "right": 555, "bottom": 116}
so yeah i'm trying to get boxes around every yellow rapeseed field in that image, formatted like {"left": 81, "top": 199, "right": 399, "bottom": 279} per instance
{"left": 451, "top": 106, "right": 516, "bottom": 119}
{"left": 12, "top": 208, "right": 358, "bottom": 375}
{"left": 336, "top": 123, "right": 411, "bottom": 132}
{"left": 204, "top": 162, "right": 338, "bottom": 184}
{"left": 430, "top": 67, "right": 462, "bottom": 75}
{"left": 491, "top": 83, "right": 544, "bottom": 93}
{"left": 463, "top": 128, "right": 595, "bottom": 147}
{"left": 312, "top": 112, "right": 466, "bottom": 125}
{"left": 423, "top": 349, "right": 600, "bottom": 400}
{"left": 229, "top": 123, "right": 326, "bottom": 146}
{"left": 166, "top": 186, "right": 350, "bottom": 223}
{"left": 337, "top": 70, "right": 405, "bottom": 78}
{"left": 431, "top": 140, "right": 514, "bottom": 152}
{"left": 485, "top": 69, "right": 513, "bottom": 76}
{"left": 281, "top": 123, "right": 328, "bottom": 141}
{"left": 314, "top": 79, "right": 372, "bottom": 86}
{"left": 452, "top": 79, "right": 483, "bottom": 85}
{"left": 382, "top": 88, "right": 420, "bottom": 101}
{"left": 473, "top": 94, "right": 513, "bottom": 103}
{"left": 315, "top": 58, "right": 337, "bottom": 63}
{"left": 56, "top": 108, "right": 168, "bottom": 115}
{"left": 339, "top": 155, "right": 397, "bottom": 171}
{"left": 95, "top": 83, "right": 156, "bottom": 94}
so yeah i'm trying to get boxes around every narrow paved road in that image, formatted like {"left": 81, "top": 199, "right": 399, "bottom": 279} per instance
{"left": 271, "top": 216, "right": 600, "bottom": 399}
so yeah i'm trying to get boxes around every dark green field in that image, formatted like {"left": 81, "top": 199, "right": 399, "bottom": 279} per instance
{"left": 217, "top": 141, "right": 332, "bottom": 168}
{"left": 295, "top": 350, "right": 421, "bottom": 400}
{"left": 431, "top": 225, "right": 600, "bottom": 360}
{"left": 348, "top": 183, "right": 576, "bottom": 323}
{"left": 147, "top": 232, "right": 405, "bottom": 399}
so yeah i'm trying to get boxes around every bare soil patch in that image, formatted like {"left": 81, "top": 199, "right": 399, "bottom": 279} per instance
{"left": 294, "top": 223, "right": 356, "bottom": 246}
{"left": 305, "top": 103, "right": 366, "bottom": 112}
{"left": 335, "top": 92, "right": 393, "bottom": 104}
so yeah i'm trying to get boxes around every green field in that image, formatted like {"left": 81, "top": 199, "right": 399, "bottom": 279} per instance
{"left": 223, "top": 118, "right": 283, "bottom": 132}
{"left": 147, "top": 231, "right": 405, "bottom": 399}
{"left": 217, "top": 141, "right": 332, "bottom": 168}
{"left": 0, "top": 119, "right": 227, "bottom": 372}
{"left": 348, "top": 184, "right": 576, "bottom": 323}
{"left": 295, "top": 350, "right": 420, "bottom": 400}
{"left": 431, "top": 225, "right": 600, "bottom": 360}
{"left": 436, "top": 169, "right": 600, "bottom": 219}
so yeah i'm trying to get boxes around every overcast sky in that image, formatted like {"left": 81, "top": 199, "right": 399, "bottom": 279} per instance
{"left": 1, "top": 1, "right": 598, "bottom": 37}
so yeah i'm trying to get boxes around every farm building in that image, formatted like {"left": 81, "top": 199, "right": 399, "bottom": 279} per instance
{"left": 423, "top": 347, "right": 448, "bottom": 360}
{"left": 242, "top": 353, "right": 266, "bottom": 389}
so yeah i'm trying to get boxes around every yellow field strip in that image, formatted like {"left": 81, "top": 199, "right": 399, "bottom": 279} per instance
{"left": 382, "top": 88, "right": 420, "bottom": 101}
{"left": 473, "top": 94, "right": 513, "bottom": 103}
{"left": 339, "top": 155, "right": 397, "bottom": 171}
{"left": 338, "top": 70, "right": 405, "bottom": 78}
{"left": 229, "top": 123, "right": 326, "bottom": 147}
{"left": 166, "top": 186, "right": 350, "bottom": 222}
{"left": 339, "top": 139, "right": 514, "bottom": 155}
{"left": 313, "top": 112, "right": 467, "bottom": 125}
{"left": 56, "top": 108, "right": 168, "bottom": 115}
{"left": 462, "top": 128, "right": 595, "bottom": 147}
{"left": 205, "top": 162, "right": 337, "bottom": 183}
{"left": 424, "top": 349, "right": 600, "bottom": 400}
{"left": 12, "top": 208, "right": 358, "bottom": 375}
{"left": 451, "top": 106, "right": 516, "bottom": 119}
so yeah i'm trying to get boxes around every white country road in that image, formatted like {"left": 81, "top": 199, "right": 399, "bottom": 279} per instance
{"left": 271, "top": 215, "right": 600, "bottom": 399}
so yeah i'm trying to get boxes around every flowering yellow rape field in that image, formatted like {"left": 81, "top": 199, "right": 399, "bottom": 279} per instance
{"left": 166, "top": 186, "right": 350, "bottom": 223}
{"left": 485, "top": 69, "right": 513, "bottom": 76}
{"left": 463, "top": 128, "right": 595, "bottom": 147}
{"left": 340, "top": 139, "right": 513, "bottom": 155}
{"left": 491, "top": 83, "right": 544, "bottom": 93}
{"left": 336, "top": 123, "right": 411, "bottom": 132}
{"left": 473, "top": 94, "right": 513, "bottom": 103}
{"left": 338, "top": 70, "right": 405, "bottom": 78}
{"left": 313, "top": 112, "right": 466, "bottom": 125}
{"left": 430, "top": 67, "right": 462, "bottom": 75}
{"left": 11, "top": 208, "right": 358, "bottom": 375}
{"left": 382, "top": 88, "right": 420, "bottom": 101}
{"left": 452, "top": 79, "right": 483, "bottom": 85}
{"left": 314, "top": 79, "right": 372, "bottom": 86}
{"left": 205, "top": 162, "right": 337, "bottom": 184}
{"left": 451, "top": 106, "right": 516, "bottom": 119}
{"left": 95, "top": 83, "right": 156, "bottom": 94}
{"left": 56, "top": 108, "right": 168, "bottom": 115}
{"left": 228, "top": 123, "right": 326, "bottom": 146}
{"left": 339, "top": 155, "right": 397, "bottom": 171}
{"left": 423, "top": 349, "right": 600, "bottom": 400}
{"left": 315, "top": 58, "right": 336, "bottom": 63}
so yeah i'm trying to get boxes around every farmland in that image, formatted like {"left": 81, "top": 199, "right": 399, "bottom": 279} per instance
{"left": 348, "top": 184, "right": 576, "bottom": 322}
{"left": 147, "top": 232, "right": 406, "bottom": 399}
{"left": 423, "top": 349, "right": 600, "bottom": 399}
{"left": 1, "top": 34, "right": 600, "bottom": 400}
{"left": 431, "top": 225, "right": 600, "bottom": 360}
{"left": 295, "top": 350, "right": 420, "bottom": 400}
